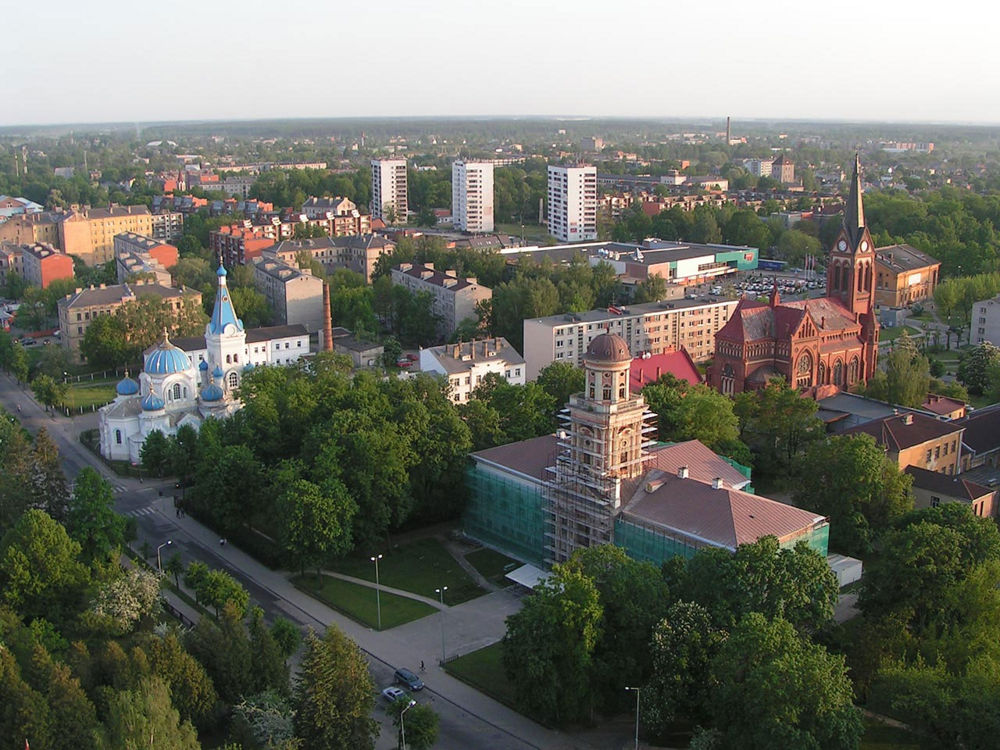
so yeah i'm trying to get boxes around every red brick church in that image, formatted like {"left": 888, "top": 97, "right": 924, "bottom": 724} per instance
{"left": 708, "top": 155, "right": 879, "bottom": 395}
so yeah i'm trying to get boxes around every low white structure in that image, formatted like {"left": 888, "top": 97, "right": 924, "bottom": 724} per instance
{"left": 98, "top": 264, "right": 309, "bottom": 463}
{"left": 419, "top": 337, "right": 525, "bottom": 403}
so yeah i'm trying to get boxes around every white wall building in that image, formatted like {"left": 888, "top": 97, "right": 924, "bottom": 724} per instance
{"left": 371, "top": 159, "right": 408, "bottom": 223}
{"left": 420, "top": 337, "right": 525, "bottom": 403}
{"left": 971, "top": 293, "right": 1000, "bottom": 346}
{"left": 452, "top": 161, "right": 494, "bottom": 233}
{"left": 547, "top": 165, "right": 597, "bottom": 242}
{"left": 98, "top": 264, "right": 310, "bottom": 463}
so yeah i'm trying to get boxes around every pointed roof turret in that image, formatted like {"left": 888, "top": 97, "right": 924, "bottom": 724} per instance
{"left": 208, "top": 262, "right": 244, "bottom": 335}
{"left": 843, "top": 153, "right": 866, "bottom": 248}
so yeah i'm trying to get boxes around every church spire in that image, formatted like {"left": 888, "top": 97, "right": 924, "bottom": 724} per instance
{"left": 844, "top": 153, "right": 865, "bottom": 248}
{"left": 769, "top": 276, "right": 780, "bottom": 307}
{"left": 208, "top": 262, "right": 244, "bottom": 335}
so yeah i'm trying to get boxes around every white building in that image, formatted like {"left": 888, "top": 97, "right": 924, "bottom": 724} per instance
{"left": 420, "top": 337, "right": 525, "bottom": 403}
{"left": 971, "top": 293, "right": 1000, "bottom": 346}
{"left": 98, "top": 264, "right": 310, "bottom": 463}
{"left": 452, "top": 161, "right": 494, "bottom": 233}
{"left": 371, "top": 159, "right": 408, "bottom": 223}
{"left": 522, "top": 297, "right": 738, "bottom": 380}
{"left": 547, "top": 165, "right": 597, "bottom": 242}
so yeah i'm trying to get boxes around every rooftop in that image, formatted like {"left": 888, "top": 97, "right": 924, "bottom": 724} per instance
{"left": 393, "top": 262, "right": 484, "bottom": 292}
{"left": 904, "top": 465, "right": 993, "bottom": 503}
{"left": 528, "top": 295, "right": 735, "bottom": 329}
{"left": 60, "top": 281, "right": 192, "bottom": 309}
{"left": 423, "top": 338, "right": 524, "bottom": 374}
{"left": 844, "top": 411, "right": 963, "bottom": 451}
{"left": 957, "top": 404, "right": 1000, "bottom": 455}
{"left": 471, "top": 434, "right": 559, "bottom": 483}
{"left": 875, "top": 244, "right": 940, "bottom": 273}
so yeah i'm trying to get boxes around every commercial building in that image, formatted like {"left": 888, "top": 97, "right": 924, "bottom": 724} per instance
{"left": 371, "top": 159, "right": 408, "bottom": 224}
{"left": 252, "top": 257, "right": 325, "bottom": 332}
{"left": 874, "top": 244, "right": 940, "bottom": 308}
{"left": 547, "top": 165, "right": 597, "bottom": 242}
{"left": 845, "top": 411, "right": 965, "bottom": 476}
{"left": 771, "top": 155, "right": 795, "bottom": 184}
{"left": 57, "top": 281, "right": 202, "bottom": 363}
{"left": 970, "top": 293, "right": 1000, "bottom": 346}
{"left": 390, "top": 262, "right": 492, "bottom": 338}
{"left": 587, "top": 239, "right": 758, "bottom": 286}
{"left": 59, "top": 205, "right": 154, "bottom": 265}
{"left": 522, "top": 296, "right": 738, "bottom": 381}
{"left": 452, "top": 161, "right": 495, "bottom": 233}
{"left": 464, "top": 334, "right": 828, "bottom": 568}
{"left": 707, "top": 156, "right": 879, "bottom": 395}
{"left": 419, "top": 338, "right": 525, "bottom": 403}
{"left": 20, "top": 243, "right": 75, "bottom": 289}
{"left": 114, "top": 233, "right": 178, "bottom": 285}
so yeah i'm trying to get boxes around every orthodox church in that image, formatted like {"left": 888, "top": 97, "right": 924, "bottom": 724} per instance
{"left": 707, "top": 155, "right": 879, "bottom": 395}
{"left": 99, "top": 263, "right": 310, "bottom": 463}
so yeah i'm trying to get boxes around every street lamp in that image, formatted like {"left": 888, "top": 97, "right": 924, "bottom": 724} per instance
{"left": 435, "top": 586, "right": 448, "bottom": 664}
{"left": 370, "top": 554, "right": 383, "bottom": 631}
{"left": 156, "top": 539, "right": 172, "bottom": 571}
{"left": 400, "top": 698, "right": 416, "bottom": 750}
{"left": 625, "top": 686, "right": 640, "bottom": 750}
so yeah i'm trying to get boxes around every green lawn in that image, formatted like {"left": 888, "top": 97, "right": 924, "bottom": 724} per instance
{"left": 64, "top": 381, "right": 117, "bottom": 409}
{"left": 495, "top": 222, "right": 551, "bottom": 243}
{"left": 880, "top": 326, "right": 921, "bottom": 344}
{"left": 861, "top": 717, "right": 921, "bottom": 749}
{"left": 293, "top": 574, "right": 437, "bottom": 630}
{"left": 330, "top": 538, "right": 485, "bottom": 605}
{"left": 464, "top": 548, "right": 519, "bottom": 586}
{"left": 444, "top": 641, "right": 517, "bottom": 709}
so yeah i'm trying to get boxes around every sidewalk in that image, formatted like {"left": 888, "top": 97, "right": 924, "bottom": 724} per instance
{"left": 146, "top": 494, "right": 583, "bottom": 750}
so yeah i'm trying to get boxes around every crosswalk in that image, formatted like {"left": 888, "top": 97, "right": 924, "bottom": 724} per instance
{"left": 123, "top": 507, "right": 158, "bottom": 518}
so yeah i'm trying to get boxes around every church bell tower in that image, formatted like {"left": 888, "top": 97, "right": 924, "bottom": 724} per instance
{"left": 827, "top": 154, "right": 876, "bottom": 319}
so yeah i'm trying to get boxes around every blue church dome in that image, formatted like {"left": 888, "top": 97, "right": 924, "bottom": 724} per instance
{"left": 199, "top": 359, "right": 209, "bottom": 371}
{"left": 141, "top": 391, "right": 165, "bottom": 411}
{"left": 200, "top": 383, "right": 225, "bottom": 402}
{"left": 145, "top": 333, "right": 192, "bottom": 375}
{"left": 116, "top": 376, "right": 139, "bottom": 396}
{"left": 212, "top": 365, "right": 224, "bottom": 378}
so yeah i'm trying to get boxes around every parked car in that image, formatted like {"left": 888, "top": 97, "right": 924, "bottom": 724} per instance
{"left": 381, "top": 686, "right": 408, "bottom": 703}
{"left": 394, "top": 668, "right": 424, "bottom": 691}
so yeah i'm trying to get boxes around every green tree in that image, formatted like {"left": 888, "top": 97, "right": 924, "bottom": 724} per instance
{"left": 230, "top": 286, "right": 272, "bottom": 328}
{"left": 80, "top": 315, "right": 131, "bottom": 369}
{"left": 247, "top": 606, "right": 288, "bottom": 696}
{"left": 502, "top": 565, "right": 602, "bottom": 725}
{"left": 66, "top": 467, "right": 125, "bottom": 564}
{"left": 0, "top": 410, "right": 33, "bottom": 532}
{"left": 631, "top": 273, "right": 668, "bottom": 303}
{"left": 165, "top": 552, "right": 184, "bottom": 588}
{"left": 878, "top": 331, "right": 931, "bottom": 407}
{"left": 642, "top": 374, "right": 746, "bottom": 459}
{"left": 140, "top": 429, "right": 172, "bottom": 476}
{"left": 734, "top": 378, "right": 824, "bottom": 480}
{"left": 98, "top": 676, "right": 200, "bottom": 750}
{"left": 31, "top": 374, "right": 67, "bottom": 410}
{"left": 389, "top": 698, "right": 439, "bottom": 749}
{"left": 185, "top": 601, "right": 252, "bottom": 704}
{"left": 958, "top": 342, "right": 1000, "bottom": 395}
{"left": 536, "top": 361, "right": 585, "bottom": 409}
{"left": 473, "top": 373, "right": 557, "bottom": 444}
{"left": 794, "top": 434, "right": 913, "bottom": 556}
{"left": 9, "top": 342, "right": 29, "bottom": 383}
{"left": 29, "top": 428, "right": 70, "bottom": 523}
{"left": 708, "top": 613, "right": 862, "bottom": 750}
{"left": 293, "top": 626, "right": 377, "bottom": 750}
{"left": 0, "top": 647, "right": 52, "bottom": 750}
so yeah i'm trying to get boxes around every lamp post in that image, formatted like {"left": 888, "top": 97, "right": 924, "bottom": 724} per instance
{"left": 400, "top": 698, "right": 416, "bottom": 750}
{"left": 625, "top": 686, "right": 640, "bottom": 750}
{"left": 435, "top": 586, "right": 448, "bottom": 664}
{"left": 370, "top": 554, "right": 383, "bottom": 631}
{"left": 156, "top": 540, "right": 172, "bottom": 572}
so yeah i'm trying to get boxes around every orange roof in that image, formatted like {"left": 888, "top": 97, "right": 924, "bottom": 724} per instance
{"left": 630, "top": 350, "right": 701, "bottom": 391}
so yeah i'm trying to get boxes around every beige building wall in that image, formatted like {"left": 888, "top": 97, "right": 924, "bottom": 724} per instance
{"left": 895, "top": 434, "right": 963, "bottom": 475}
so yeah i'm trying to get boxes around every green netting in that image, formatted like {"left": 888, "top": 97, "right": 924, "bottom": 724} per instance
{"left": 462, "top": 465, "right": 547, "bottom": 567}
{"left": 613, "top": 518, "right": 703, "bottom": 567}
{"left": 782, "top": 523, "right": 830, "bottom": 557}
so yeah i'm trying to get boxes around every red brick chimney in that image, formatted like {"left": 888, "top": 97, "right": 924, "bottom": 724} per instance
{"left": 322, "top": 282, "right": 333, "bottom": 351}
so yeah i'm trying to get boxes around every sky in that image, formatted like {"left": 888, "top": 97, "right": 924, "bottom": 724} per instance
{"left": 5, "top": 0, "right": 1000, "bottom": 127}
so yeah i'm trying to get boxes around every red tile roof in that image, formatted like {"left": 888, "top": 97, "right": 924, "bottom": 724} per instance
{"left": 630, "top": 350, "right": 702, "bottom": 391}
{"left": 844, "top": 412, "right": 963, "bottom": 451}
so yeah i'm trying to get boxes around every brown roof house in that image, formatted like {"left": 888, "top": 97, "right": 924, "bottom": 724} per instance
{"left": 845, "top": 411, "right": 964, "bottom": 475}
{"left": 905, "top": 465, "right": 995, "bottom": 519}
{"left": 464, "top": 332, "right": 829, "bottom": 569}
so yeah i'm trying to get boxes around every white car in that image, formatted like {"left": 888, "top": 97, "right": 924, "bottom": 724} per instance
{"left": 382, "top": 686, "right": 408, "bottom": 703}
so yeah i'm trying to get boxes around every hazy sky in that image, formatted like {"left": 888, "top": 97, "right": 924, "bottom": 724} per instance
{"left": 5, "top": 0, "right": 999, "bottom": 126}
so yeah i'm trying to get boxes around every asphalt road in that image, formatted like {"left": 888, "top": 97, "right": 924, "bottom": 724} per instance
{"left": 0, "top": 374, "right": 536, "bottom": 750}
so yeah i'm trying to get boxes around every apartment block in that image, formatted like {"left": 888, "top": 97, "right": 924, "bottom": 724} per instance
{"left": 452, "top": 161, "right": 495, "bottom": 232}
{"left": 20, "top": 243, "right": 75, "bottom": 289}
{"left": 0, "top": 243, "right": 25, "bottom": 286}
{"left": 0, "top": 211, "right": 62, "bottom": 248}
{"left": 301, "top": 196, "right": 358, "bottom": 219}
{"left": 151, "top": 211, "right": 184, "bottom": 241}
{"left": 210, "top": 225, "right": 276, "bottom": 266}
{"left": 547, "top": 165, "right": 597, "bottom": 242}
{"left": 420, "top": 337, "right": 525, "bottom": 403}
{"left": 114, "top": 233, "right": 179, "bottom": 285}
{"left": 522, "top": 297, "right": 738, "bottom": 380}
{"left": 59, "top": 205, "right": 154, "bottom": 265}
{"left": 371, "top": 159, "right": 408, "bottom": 223}
{"left": 252, "top": 257, "right": 325, "bottom": 333}
{"left": 266, "top": 235, "right": 394, "bottom": 283}
{"left": 58, "top": 281, "right": 202, "bottom": 362}
{"left": 390, "top": 262, "right": 492, "bottom": 338}
{"left": 971, "top": 293, "right": 1000, "bottom": 346}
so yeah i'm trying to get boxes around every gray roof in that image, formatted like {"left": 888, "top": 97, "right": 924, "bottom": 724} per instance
{"left": 528, "top": 295, "right": 734, "bottom": 329}
{"left": 876, "top": 244, "right": 940, "bottom": 273}
{"left": 247, "top": 324, "right": 308, "bottom": 342}
{"left": 423, "top": 338, "right": 524, "bottom": 374}
{"left": 59, "top": 282, "right": 191, "bottom": 310}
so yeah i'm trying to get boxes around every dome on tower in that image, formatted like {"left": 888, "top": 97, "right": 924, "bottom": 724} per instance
{"left": 141, "top": 391, "right": 165, "bottom": 411}
{"left": 199, "top": 359, "right": 209, "bottom": 371}
{"left": 200, "top": 383, "right": 224, "bottom": 402}
{"left": 116, "top": 375, "right": 139, "bottom": 396}
{"left": 585, "top": 333, "right": 632, "bottom": 364}
{"left": 212, "top": 365, "right": 224, "bottom": 378}
{"left": 145, "top": 333, "right": 191, "bottom": 375}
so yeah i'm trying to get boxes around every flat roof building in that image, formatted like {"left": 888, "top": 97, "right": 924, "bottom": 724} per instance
{"left": 252, "top": 257, "right": 325, "bottom": 333}
{"left": 420, "top": 337, "right": 525, "bottom": 404}
{"left": 548, "top": 165, "right": 597, "bottom": 242}
{"left": 371, "top": 159, "right": 408, "bottom": 224}
{"left": 452, "top": 161, "right": 495, "bottom": 233}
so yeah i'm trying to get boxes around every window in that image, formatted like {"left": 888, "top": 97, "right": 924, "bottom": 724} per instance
{"left": 285, "top": 343, "right": 290, "bottom": 349}
{"left": 226, "top": 354, "right": 231, "bottom": 364}
{"left": 115, "top": 429, "right": 122, "bottom": 445}
{"left": 228, "top": 372, "right": 238, "bottom": 389}
{"left": 172, "top": 383, "right": 181, "bottom": 400}
{"left": 935, "top": 446, "right": 940, "bottom": 459}
{"left": 926, "top": 449, "right": 933, "bottom": 463}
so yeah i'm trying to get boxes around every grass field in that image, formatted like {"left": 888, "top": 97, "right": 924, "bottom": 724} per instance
{"left": 330, "top": 538, "right": 485, "bottom": 605}
{"left": 495, "top": 222, "right": 551, "bottom": 243}
{"left": 444, "top": 641, "right": 517, "bottom": 708}
{"left": 64, "top": 380, "right": 117, "bottom": 409}
{"left": 293, "top": 574, "right": 437, "bottom": 630}
{"left": 880, "top": 326, "right": 921, "bottom": 344}
{"left": 464, "top": 548, "right": 519, "bottom": 586}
